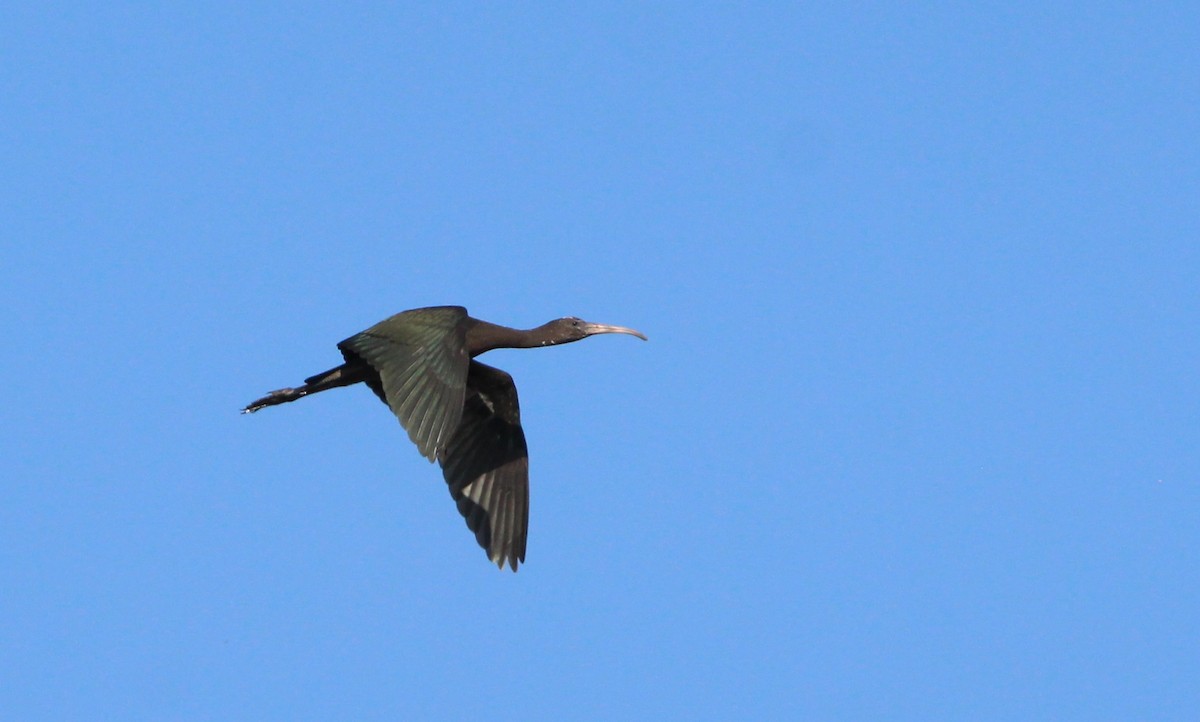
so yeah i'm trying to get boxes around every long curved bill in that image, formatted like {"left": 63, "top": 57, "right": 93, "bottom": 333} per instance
{"left": 580, "top": 322, "right": 648, "bottom": 341}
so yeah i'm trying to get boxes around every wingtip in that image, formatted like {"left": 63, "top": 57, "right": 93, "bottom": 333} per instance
{"left": 490, "top": 551, "right": 521, "bottom": 572}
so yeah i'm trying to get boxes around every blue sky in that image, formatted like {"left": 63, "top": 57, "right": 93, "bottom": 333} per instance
{"left": 3, "top": 4, "right": 1197, "bottom": 720}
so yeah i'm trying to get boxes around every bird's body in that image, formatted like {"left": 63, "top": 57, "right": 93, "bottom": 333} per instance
{"left": 243, "top": 306, "right": 646, "bottom": 571}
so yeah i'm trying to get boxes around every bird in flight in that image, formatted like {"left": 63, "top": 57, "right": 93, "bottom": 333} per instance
{"left": 243, "top": 306, "right": 647, "bottom": 571}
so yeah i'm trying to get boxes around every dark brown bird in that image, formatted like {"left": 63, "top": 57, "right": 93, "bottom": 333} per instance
{"left": 242, "top": 306, "right": 647, "bottom": 571}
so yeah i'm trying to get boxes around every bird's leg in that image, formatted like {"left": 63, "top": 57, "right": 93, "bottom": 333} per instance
{"left": 241, "top": 361, "right": 371, "bottom": 414}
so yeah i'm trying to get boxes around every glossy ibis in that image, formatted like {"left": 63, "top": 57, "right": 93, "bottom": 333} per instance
{"left": 242, "top": 306, "right": 647, "bottom": 571}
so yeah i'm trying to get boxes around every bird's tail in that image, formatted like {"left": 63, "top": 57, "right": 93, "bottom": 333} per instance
{"left": 242, "top": 362, "right": 369, "bottom": 414}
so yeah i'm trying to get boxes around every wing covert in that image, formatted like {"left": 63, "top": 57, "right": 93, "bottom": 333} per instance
{"left": 337, "top": 306, "right": 470, "bottom": 460}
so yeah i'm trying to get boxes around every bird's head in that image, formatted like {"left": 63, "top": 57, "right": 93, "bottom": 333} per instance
{"left": 539, "top": 317, "right": 648, "bottom": 346}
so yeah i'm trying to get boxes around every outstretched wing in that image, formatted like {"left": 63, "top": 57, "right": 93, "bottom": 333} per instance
{"left": 337, "top": 306, "right": 470, "bottom": 461}
{"left": 439, "top": 361, "right": 529, "bottom": 571}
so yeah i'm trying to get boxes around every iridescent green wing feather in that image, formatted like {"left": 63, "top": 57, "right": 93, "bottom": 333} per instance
{"left": 337, "top": 306, "right": 470, "bottom": 461}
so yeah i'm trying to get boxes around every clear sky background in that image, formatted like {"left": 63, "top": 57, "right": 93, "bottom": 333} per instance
{"left": 3, "top": 4, "right": 1197, "bottom": 720}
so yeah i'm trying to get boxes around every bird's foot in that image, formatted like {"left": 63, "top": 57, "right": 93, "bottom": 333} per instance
{"left": 241, "top": 387, "right": 304, "bottom": 414}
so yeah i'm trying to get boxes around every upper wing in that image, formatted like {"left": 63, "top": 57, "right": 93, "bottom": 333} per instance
{"left": 438, "top": 361, "right": 529, "bottom": 571}
{"left": 337, "top": 306, "right": 470, "bottom": 461}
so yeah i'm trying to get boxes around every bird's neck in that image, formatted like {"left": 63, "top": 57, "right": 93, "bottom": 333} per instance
{"left": 465, "top": 320, "right": 561, "bottom": 356}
